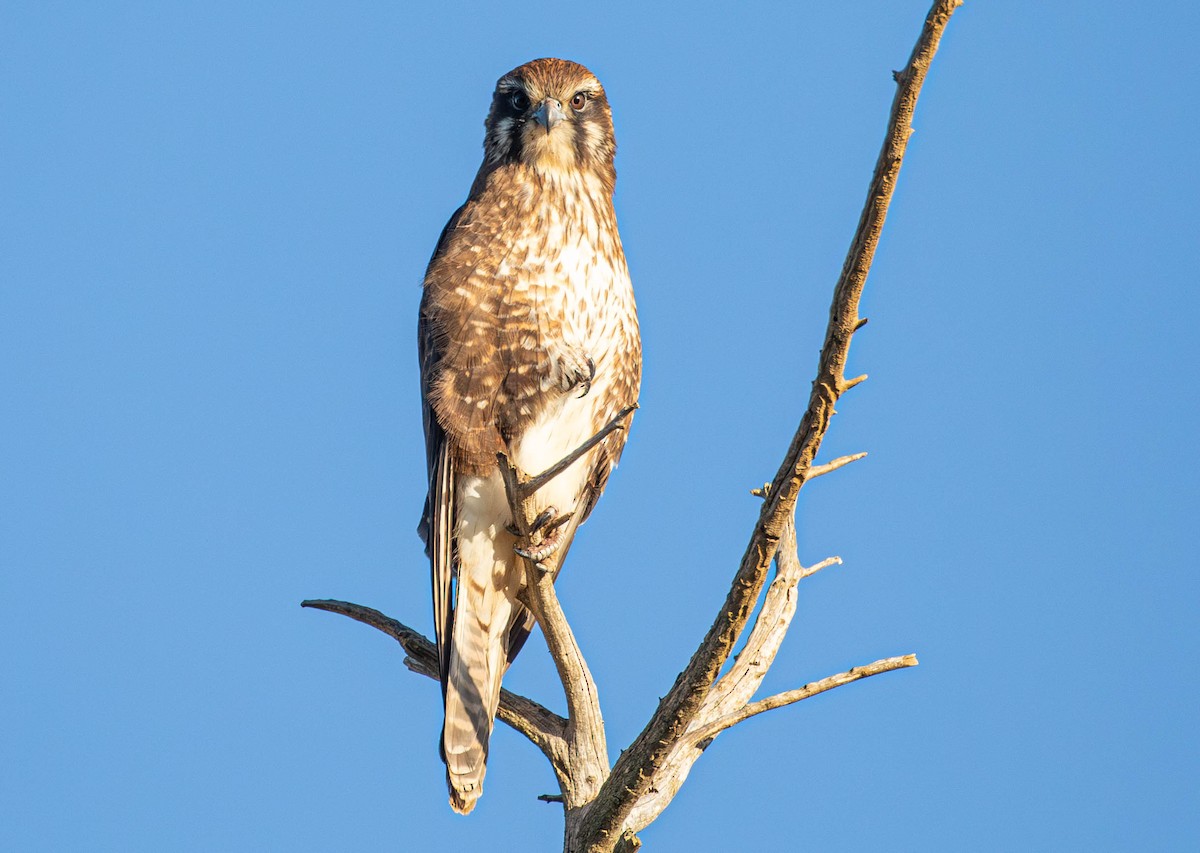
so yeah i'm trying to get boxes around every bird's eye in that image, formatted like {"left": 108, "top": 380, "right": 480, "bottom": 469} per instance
{"left": 509, "top": 91, "right": 530, "bottom": 111}
{"left": 570, "top": 92, "right": 589, "bottom": 111}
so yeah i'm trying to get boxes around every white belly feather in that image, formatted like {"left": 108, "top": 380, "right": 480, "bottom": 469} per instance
{"left": 454, "top": 381, "right": 606, "bottom": 584}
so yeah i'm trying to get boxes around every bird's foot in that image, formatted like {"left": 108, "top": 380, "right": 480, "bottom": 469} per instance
{"left": 514, "top": 537, "right": 562, "bottom": 565}
{"left": 576, "top": 355, "right": 596, "bottom": 398}
{"left": 513, "top": 506, "right": 573, "bottom": 564}
{"left": 556, "top": 347, "right": 596, "bottom": 398}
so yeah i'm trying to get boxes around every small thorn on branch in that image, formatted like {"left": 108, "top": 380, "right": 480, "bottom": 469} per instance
{"left": 840, "top": 374, "right": 868, "bottom": 392}
{"left": 807, "top": 452, "right": 868, "bottom": 480}
{"left": 538, "top": 793, "right": 565, "bottom": 805}
{"left": 614, "top": 831, "right": 643, "bottom": 853}
{"left": 855, "top": 316, "right": 869, "bottom": 330}
{"left": 750, "top": 482, "right": 772, "bottom": 498}
{"left": 799, "top": 556, "right": 842, "bottom": 580}
{"left": 756, "top": 452, "right": 866, "bottom": 497}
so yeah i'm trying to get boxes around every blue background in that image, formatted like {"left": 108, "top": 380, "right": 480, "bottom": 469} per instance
{"left": 3, "top": 2, "right": 1197, "bottom": 850}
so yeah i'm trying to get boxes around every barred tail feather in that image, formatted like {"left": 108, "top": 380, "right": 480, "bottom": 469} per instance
{"left": 442, "top": 509, "right": 518, "bottom": 815}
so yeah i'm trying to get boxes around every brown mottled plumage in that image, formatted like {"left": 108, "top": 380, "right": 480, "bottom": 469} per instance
{"left": 418, "top": 58, "right": 640, "bottom": 814}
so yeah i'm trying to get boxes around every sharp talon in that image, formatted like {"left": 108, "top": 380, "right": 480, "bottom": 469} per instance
{"left": 530, "top": 506, "right": 557, "bottom": 533}
{"left": 505, "top": 522, "right": 521, "bottom": 536}
{"left": 577, "top": 356, "right": 596, "bottom": 398}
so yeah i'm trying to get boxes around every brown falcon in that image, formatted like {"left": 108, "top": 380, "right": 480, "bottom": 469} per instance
{"left": 417, "top": 58, "right": 641, "bottom": 814}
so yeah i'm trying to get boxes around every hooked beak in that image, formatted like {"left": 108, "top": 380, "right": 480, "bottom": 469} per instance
{"left": 532, "top": 98, "right": 566, "bottom": 132}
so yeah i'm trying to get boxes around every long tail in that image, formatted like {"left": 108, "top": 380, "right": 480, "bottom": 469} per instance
{"left": 441, "top": 540, "right": 517, "bottom": 814}
{"left": 439, "top": 452, "right": 588, "bottom": 814}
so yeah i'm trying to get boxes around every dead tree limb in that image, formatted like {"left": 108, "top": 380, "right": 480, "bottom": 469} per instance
{"left": 577, "top": 2, "right": 961, "bottom": 845}
{"left": 497, "top": 445, "right": 614, "bottom": 811}
{"left": 304, "top": 2, "right": 961, "bottom": 849}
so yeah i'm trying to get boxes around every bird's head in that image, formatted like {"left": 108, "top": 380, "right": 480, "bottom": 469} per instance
{"left": 482, "top": 58, "right": 616, "bottom": 185}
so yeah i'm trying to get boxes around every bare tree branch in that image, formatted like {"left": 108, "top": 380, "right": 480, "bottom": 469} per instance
{"left": 581, "top": 2, "right": 960, "bottom": 843}
{"left": 620, "top": 517, "right": 845, "bottom": 833}
{"left": 752, "top": 451, "right": 867, "bottom": 497}
{"left": 300, "top": 600, "right": 570, "bottom": 775}
{"left": 808, "top": 451, "right": 869, "bottom": 480}
{"left": 797, "top": 555, "right": 843, "bottom": 580}
{"left": 705, "top": 517, "right": 835, "bottom": 721}
{"left": 619, "top": 515, "right": 818, "bottom": 831}
{"left": 497, "top": 452, "right": 610, "bottom": 810}
{"left": 710, "top": 531, "right": 804, "bottom": 716}
{"left": 622, "top": 654, "right": 919, "bottom": 832}
{"left": 688, "top": 654, "right": 921, "bottom": 747}
{"left": 519, "top": 405, "right": 637, "bottom": 499}
{"left": 520, "top": 563, "right": 610, "bottom": 808}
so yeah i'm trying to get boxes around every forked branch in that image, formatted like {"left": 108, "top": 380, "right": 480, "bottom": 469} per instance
{"left": 496, "top": 407, "right": 637, "bottom": 810}
{"left": 579, "top": 2, "right": 960, "bottom": 844}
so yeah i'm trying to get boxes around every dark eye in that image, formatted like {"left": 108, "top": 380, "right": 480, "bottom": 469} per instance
{"left": 570, "top": 91, "right": 589, "bottom": 110}
{"left": 509, "top": 91, "right": 530, "bottom": 111}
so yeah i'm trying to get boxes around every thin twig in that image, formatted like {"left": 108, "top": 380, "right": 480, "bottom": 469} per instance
{"left": 799, "top": 556, "right": 842, "bottom": 581}
{"left": 752, "top": 452, "right": 866, "bottom": 496}
{"left": 519, "top": 404, "right": 637, "bottom": 498}
{"left": 807, "top": 451, "right": 869, "bottom": 480}
{"left": 841, "top": 373, "right": 869, "bottom": 392}
{"left": 748, "top": 451, "right": 864, "bottom": 496}
{"left": 688, "top": 654, "right": 920, "bottom": 747}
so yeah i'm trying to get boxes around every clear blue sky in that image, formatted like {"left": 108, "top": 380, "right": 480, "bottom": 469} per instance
{"left": 3, "top": 2, "right": 1197, "bottom": 850}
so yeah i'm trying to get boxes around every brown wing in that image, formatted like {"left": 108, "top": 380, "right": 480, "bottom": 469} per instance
{"left": 419, "top": 200, "right": 558, "bottom": 682}
{"left": 418, "top": 205, "right": 466, "bottom": 691}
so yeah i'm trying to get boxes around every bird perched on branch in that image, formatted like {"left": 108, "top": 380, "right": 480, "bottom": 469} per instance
{"left": 418, "top": 58, "right": 641, "bottom": 814}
